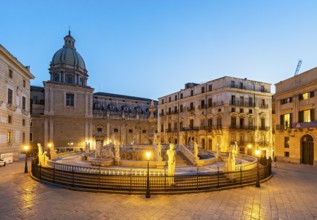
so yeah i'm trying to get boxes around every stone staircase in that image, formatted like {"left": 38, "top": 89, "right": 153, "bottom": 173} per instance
{"left": 175, "top": 151, "right": 193, "bottom": 166}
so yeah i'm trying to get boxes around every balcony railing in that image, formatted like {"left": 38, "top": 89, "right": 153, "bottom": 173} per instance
{"left": 212, "top": 101, "right": 224, "bottom": 107}
{"left": 276, "top": 124, "right": 292, "bottom": 130}
{"left": 230, "top": 101, "right": 255, "bottom": 107}
{"left": 258, "top": 126, "right": 270, "bottom": 131}
{"left": 181, "top": 127, "right": 199, "bottom": 131}
{"left": 259, "top": 104, "right": 269, "bottom": 109}
{"left": 187, "top": 106, "right": 195, "bottom": 111}
{"left": 198, "top": 104, "right": 207, "bottom": 109}
{"left": 229, "top": 125, "right": 257, "bottom": 130}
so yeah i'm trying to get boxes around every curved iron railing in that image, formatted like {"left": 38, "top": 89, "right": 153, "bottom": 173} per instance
{"left": 31, "top": 160, "right": 272, "bottom": 194}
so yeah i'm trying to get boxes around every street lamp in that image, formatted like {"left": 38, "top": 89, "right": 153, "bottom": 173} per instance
{"left": 145, "top": 151, "right": 151, "bottom": 198}
{"left": 24, "top": 145, "right": 29, "bottom": 173}
{"left": 255, "top": 149, "right": 261, "bottom": 187}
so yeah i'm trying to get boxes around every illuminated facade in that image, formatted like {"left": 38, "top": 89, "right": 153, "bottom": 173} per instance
{"left": 158, "top": 77, "right": 273, "bottom": 156}
{"left": 274, "top": 67, "right": 317, "bottom": 165}
{"left": 0, "top": 44, "right": 34, "bottom": 161}
{"left": 30, "top": 32, "right": 157, "bottom": 151}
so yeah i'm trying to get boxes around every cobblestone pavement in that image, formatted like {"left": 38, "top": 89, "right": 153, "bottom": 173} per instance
{"left": 0, "top": 161, "right": 317, "bottom": 220}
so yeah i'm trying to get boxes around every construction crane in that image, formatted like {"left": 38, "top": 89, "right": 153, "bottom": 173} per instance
{"left": 294, "top": 59, "right": 302, "bottom": 76}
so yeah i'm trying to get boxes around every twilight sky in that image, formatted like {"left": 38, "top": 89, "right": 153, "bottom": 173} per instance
{"left": 1, "top": 0, "right": 317, "bottom": 99}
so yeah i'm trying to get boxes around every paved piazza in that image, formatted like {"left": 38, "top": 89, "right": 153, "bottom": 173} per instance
{"left": 0, "top": 161, "right": 317, "bottom": 220}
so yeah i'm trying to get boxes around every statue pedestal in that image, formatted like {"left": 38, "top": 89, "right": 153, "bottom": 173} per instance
{"left": 115, "top": 158, "right": 121, "bottom": 166}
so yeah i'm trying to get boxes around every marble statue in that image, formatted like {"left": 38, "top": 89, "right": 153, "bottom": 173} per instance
{"left": 37, "top": 143, "right": 49, "bottom": 166}
{"left": 167, "top": 144, "right": 176, "bottom": 185}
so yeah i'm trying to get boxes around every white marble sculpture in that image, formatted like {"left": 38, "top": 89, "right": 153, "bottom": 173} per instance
{"left": 37, "top": 143, "right": 49, "bottom": 166}
{"left": 167, "top": 144, "right": 176, "bottom": 185}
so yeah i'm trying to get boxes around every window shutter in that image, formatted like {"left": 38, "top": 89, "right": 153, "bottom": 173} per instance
{"left": 298, "top": 111, "right": 303, "bottom": 123}
{"left": 311, "top": 109, "right": 315, "bottom": 121}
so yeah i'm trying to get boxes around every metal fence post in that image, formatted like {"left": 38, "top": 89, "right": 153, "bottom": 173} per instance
{"left": 72, "top": 166, "right": 74, "bottom": 187}
{"left": 240, "top": 165, "right": 242, "bottom": 187}
{"left": 39, "top": 164, "right": 42, "bottom": 179}
{"left": 99, "top": 166, "right": 101, "bottom": 190}
{"left": 129, "top": 168, "right": 132, "bottom": 194}
{"left": 196, "top": 167, "right": 199, "bottom": 190}
{"left": 217, "top": 166, "right": 220, "bottom": 188}
{"left": 53, "top": 163, "right": 56, "bottom": 183}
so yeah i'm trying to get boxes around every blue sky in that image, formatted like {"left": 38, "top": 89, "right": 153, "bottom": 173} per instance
{"left": 1, "top": 0, "right": 317, "bottom": 99}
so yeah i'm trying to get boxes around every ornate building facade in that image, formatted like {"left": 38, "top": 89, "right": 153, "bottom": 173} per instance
{"left": 0, "top": 44, "right": 34, "bottom": 161}
{"left": 30, "top": 32, "right": 157, "bottom": 151}
{"left": 158, "top": 77, "right": 272, "bottom": 157}
{"left": 274, "top": 67, "right": 317, "bottom": 165}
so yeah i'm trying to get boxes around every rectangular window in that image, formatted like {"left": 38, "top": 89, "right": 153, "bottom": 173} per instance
{"left": 231, "top": 81, "right": 235, "bottom": 88}
{"left": 174, "top": 95, "right": 177, "bottom": 101}
{"left": 190, "top": 90, "right": 194, "bottom": 96}
{"left": 9, "top": 69, "right": 13, "bottom": 78}
{"left": 7, "top": 131, "right": 12, "bottom": 143}
{"left": 22, "top": 96, "right": 26, "bottom": 110}
{"left": 190, "top": 102, "right": 194, "bottom": 110}
{"left": 284, "top": 152, "right": 289, "bottom": 157}
{"left": 180, "top": 122, "right": 183, "bottom": 130}
{"left": 8, "top": 115, "right": 12, "bottom": 124}
{"left": 231, "top": 95, "right": 236, "bottom": 105}
{"left": 240, "top": 108, "right": 244, "bottom": 113}
{"left": 114, "top": 128, "right": 119, "bottom": 133}
{"left": 180, "top": 105, "right": 183, "bottom": 112}
{"left": 240, "top": 82, "right": 243, "bottom": 89}
{"left": 231, "top": 108, "right": 235, "bottom": 112}
{"left": 280, "top": 113, "right": 292, "bottom": 129}
{"left": 22, "top": 132, "right": 25, "bottom": 143}
{"left": 142, "top": 130, "right": 146, "bottom": 133}
{"left": 169, "top": 97, "right": 171, "bottom": 102}
{"left": 208, "top": 98, "right": 212, "bottom": 107}
{"left": 129, "top": 129, "right": 133, "bottom": 133}
{"left": 261, "top": 118, "right": 265, "bottom": 129}
{"left": 22, "top": 119, "right": 25, "bottom": 126}
{"left": 161, "top": 124, "right": 164, "bottom": 132}
{"left": 23, "top": 80, "right": 26, "bottom": 87}
{"left": 200, "top": 100, "right": 205, "bottom": 108}
{"left": 66, "top": 93, "right": 74, "bottom": 106}
{"left": 189, "top": 119, "right": 194, "bottom": 129}
{"left": 299, "top": 109, "right": 314, "bottom": 123}
{"left": 248, "top": 118, "right": 253, "bottom": 128}
{"left": 281, "top": 97, "right": 292, "bottom": 104}
{"left": 162, "top": 99, "right": 164, "bottom": 104}
{"left": 231, "top": 117, "right": 236, "bottom": 128}
{"left": 284, "top": 137, "right": 289, "bottom": 148}
{"left": 30, "top": 133, "right": 33, "bottom": 142}
{"left": 8, "top": 88, "right": 13, "bottom": 104}
{"left": 174, "top": 106, "right": 177, "bottom": 113}
{"left": 217, "top": 117, "right": 222, "bottom": 128}
{"left": 208, "top": 119, "right": 212, "bottom": 127}
{"left": 201, "top": 87, "right": 205, "bottom": 93}
{"left": 180, "top": 93, "right": 183, "bottom": 99}
{"left": 208, "top": 84, "right": 212, "bottom": 91}
{"left": 174, "top": 122, "right": 177, "bottom": 130}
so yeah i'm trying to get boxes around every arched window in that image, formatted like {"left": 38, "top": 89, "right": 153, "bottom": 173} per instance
{"left": 66, "top": 74, "right": 74, "bottom": 84}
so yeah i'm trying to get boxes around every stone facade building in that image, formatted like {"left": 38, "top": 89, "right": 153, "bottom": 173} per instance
{"left": 0, "top": 44, "right": 34, "bottom": 161}
{"left": 30, "top": 32, "right": 157, "bottom": 151}
{"left": 158, "top": 76, "right": 272, "bottom": 157}
{"left": 274, "top": 67, "right": 317, "bottom": 165}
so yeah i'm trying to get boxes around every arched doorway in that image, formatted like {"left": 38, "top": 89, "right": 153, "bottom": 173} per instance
{"left": 301, "top": 135, "right": 314, "bottom": 165}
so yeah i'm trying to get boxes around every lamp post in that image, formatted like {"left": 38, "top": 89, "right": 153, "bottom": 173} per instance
{"left": 24, "top": 145, "right": 29, "bottom": 173}
{"left": 255, "top": 149, "right": 261, "bottom": 187}
{"left": 145, "top": 151, "right": 151, "bottom": 198}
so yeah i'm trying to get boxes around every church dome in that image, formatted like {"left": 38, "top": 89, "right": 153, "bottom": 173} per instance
{"left": 50, "top": 31, "right": 86, "bottom": 72}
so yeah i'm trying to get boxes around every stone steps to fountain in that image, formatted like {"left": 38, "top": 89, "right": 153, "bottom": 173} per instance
{"left": 175, "top": 151, "right": 193, "bottom": 166}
